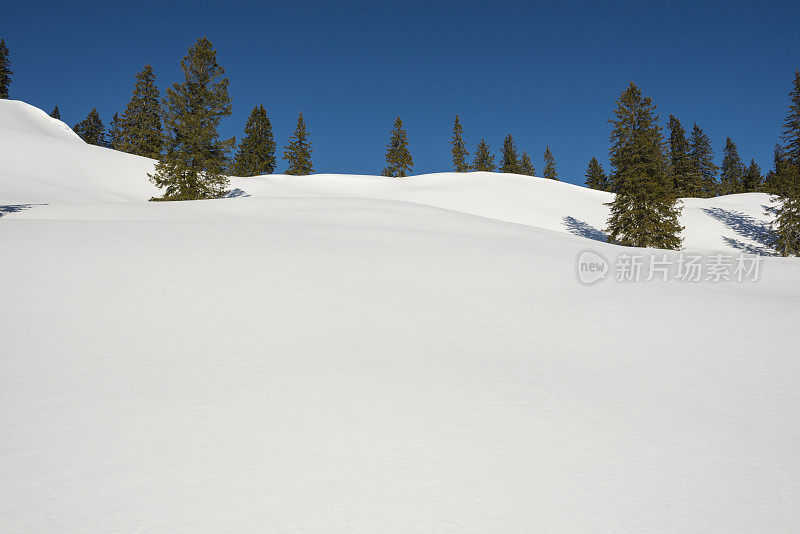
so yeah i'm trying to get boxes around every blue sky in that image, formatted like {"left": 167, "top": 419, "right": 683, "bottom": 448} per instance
{"left": 3, "top": 0, "right": 799, "bottom": 184}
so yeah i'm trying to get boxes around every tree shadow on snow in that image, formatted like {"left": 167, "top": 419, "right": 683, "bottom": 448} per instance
{"left": 225, "top": 188, "right": 250, "bottom": 198}
{"left": 563, "top": 216, "right": 607, "bottom": 242}
{"left": 0, "top": 204, "right": 42, "bottom": 218}
{"left": 701, "top": 207, "right": 775, "bottom": 256}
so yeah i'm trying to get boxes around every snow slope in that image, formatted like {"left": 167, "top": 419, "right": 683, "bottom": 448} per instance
{"left": 2, "top": 101, "right": 800, "bottom": 532}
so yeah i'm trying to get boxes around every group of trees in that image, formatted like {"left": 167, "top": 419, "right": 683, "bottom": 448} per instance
{"left": 585, "top": 113, "right": 764, "bottom": 198}
{"left": 2, "top": 35, "right": 800, "bottom": 255}
{"left": 446, "top": 115, "right": 559, "bottom": 179}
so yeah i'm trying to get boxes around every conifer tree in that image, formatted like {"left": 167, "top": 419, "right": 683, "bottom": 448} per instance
{"left": 585, "top": 156, "right": 608, "bottom": 190}
{"left": 0, "top": 38, "right": 11, "bottom": 99}
{"left": 542, "top": 145, "right": 558, "bottom": 180}
{"left": 472, "top": 139, "right": 496, "bottom": 171}
{"left": 769, "top": 164, "right": 800, "bottom": 256}
{"left": 520, "top": 151, "right": 535, "bottom": 176}
{"left": 769, "top": 71, "right": 800, "bottom": 256}
{"left": 382, "top": 116, "right": 413, "bottom": 177}
{"left": 283, "top": 112, "right": 314, "bottom": 175}
{"left": 451, "top": 115, "right": 470, "bottom": 172}
{"left": 605, "top": 82, "right": 683, "bottom": 249}
{"left": 149, "top": 37, "right": 234, "bottom": 201}
{"left": 667, "top": 115, "right": 692, "bottom": 196}
{"left": 720, "top": 137, "right": 745, "bottom": 195}
{"left": 780, "top": 70, "right": 800, "bottom": 164}
{"left": 688, "top": 124, "right": 718, "bottom": 197}
{"left": 232, "top": 104, "right": 276, "bottom": 176}
{"left": 500, "top": 134, "right": 520, "bottom": 173}
{"left": 742, "top": 159, "right": 762, "bottom": 192}
{"left": 764, "top": 144, "right": 787, "bottom": 193}
{"left": 73, "top": 108, "right": 106, "bottom": 146}
{"left": 108, "top": 112, "right": 123, "bottom": 150}
{"left": 50, "top": 106, "right": 61, "bottom": 120}
{"left": 118, "top": 64, "right": 163, "bottom": 159}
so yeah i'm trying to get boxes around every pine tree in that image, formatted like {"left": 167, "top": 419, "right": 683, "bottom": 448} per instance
{"left": 0, "top": 39, "right": 12, "bottom": 99}
{"left": 472, "top": 139, "right": 496, "bottom": 171}
{"left": 108, "top": 112, "right": 123, "bottom": 150}
{"left": 119, "top": 64, "right": 163, "bottom": 159}
{"left": 585, "top": 156, "right": 608, "bottom": 190}
{"left": 451, "top": 115, "right": 470, "bottom": 172}
{"left": 605, "top": 82, "right": 683, "bottom": 249}
{"left": 520, "top": 151, "right": 535, "bottom": 176}
{"left": 720, "top": 137, "right": 745, "bottom": 195}
{"left": 50, "top": 106, "right": 61, "bottom": 120}
{"left": 742, "top": 159, "right": 762, "bottom": 192}
{"left": 769, "top": 164, "right": 800, "bottom": 256}
{"left": 780, "top": 70, "right": 800, "bottom": 164}
{"left": 769, "top": 71, "right": 800, "bottom": 256}
{"left": 283, "top": 113, "right": 314, "bottom": 175}
{"left": 688, "top": 124, "right": 718, "bottom": 197}
{"left": 232, "top": 104, "right": 276, "bottom": 176}
{"left": 542, "top": 145, "right": 558, "bottom": 180}
{"left": 500, "top": 134, "right": 520, "bottom": 173}
{"left": 73, "top": 108, "right": 106, "bottom": 146}
{"left": 382, "top": 116, "right": 413, "bottom": 177}
{"left": 149, "top": 37, "right": 234, "bottom": 201}
{"left": 667, "top": 115, "right": 692, "bottom": 196}
{"left": 764, "top": 144, "right": 787, "bottom": 193}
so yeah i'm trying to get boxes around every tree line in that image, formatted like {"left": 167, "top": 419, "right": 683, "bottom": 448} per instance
{"left": 1, "top": 36, "right": 799, "bottom": 255}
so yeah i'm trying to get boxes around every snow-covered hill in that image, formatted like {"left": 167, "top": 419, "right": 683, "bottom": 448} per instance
{"left": 2, "top": 100, "right": 799, "bottom": 532}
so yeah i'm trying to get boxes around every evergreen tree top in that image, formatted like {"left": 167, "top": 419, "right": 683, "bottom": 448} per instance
{"left": 472, "top": 139, "right": 496, "bottom": 172}
{"left": 500, "top": 134, "right": 520, "bottom": 174}
{"left": 0, "top": 38, "right": 12, "bottom": 99}
{"left": 50, "top": 105, "right": 61, "bottom": 120}
{"left": 451, "top": 115, "right": 470, "bottom": 172}
{"left": 284, "top": 112, "right": 314, "bottom": 175}
{"left": 781, "top": 69, "right": 800, "bottom": 165}
{"left": 543, "top": 145, "right": 558, "bottom": 180}
{"left": 383, "top": 116, "right": 413, "bottom": 177}
{"left": 232, "top": 104, "right": 276, "bottom": 177}
{"left": 73, "top": 108, "right": 106, "bottom": 147}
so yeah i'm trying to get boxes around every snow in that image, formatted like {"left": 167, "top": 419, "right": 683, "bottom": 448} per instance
{"left": 2, "top": 100, "right": 800, "bottom": 532}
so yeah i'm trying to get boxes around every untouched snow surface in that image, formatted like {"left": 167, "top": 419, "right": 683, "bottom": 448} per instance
{"left": 2, "top": 100, "right": 800, "bottom": 532}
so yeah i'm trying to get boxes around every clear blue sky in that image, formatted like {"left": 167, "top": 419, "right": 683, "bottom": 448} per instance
{"left": 3, "top": 0, "right": 799, "bottom": 184}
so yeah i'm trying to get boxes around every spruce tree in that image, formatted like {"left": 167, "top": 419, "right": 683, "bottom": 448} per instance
{"left": 50, "top": 106, "right": 61, "bottom": 120}
{"left": 764, "top": 144, "right": 787, "bottom": 194}
{"left": 542, "top": 145, "right": 558, "bottom": 180}
{"left": 0, "top": 39, "right": 11, "bottom": 99}
{"left": 108, "top": 112, "right": 123, "bottom": 150}
{"left": 500, "top": 134, "right": 520, "bottom": 174}
{"left": 382, "top": 116, "right": 413, "bottom": 177}
{"left": 232, "top": 104, "right": 276, "bottom": 176}
{"left": 73, "top": 108, "right": 106, "bottom": 146}
{"left": 149, "top": 37, "right": 234, "bottom": 201}
{"left": 472, "top": 139, "right": 496, "bottom": 171}
{"left": 520, "top": 152, "right": 535, "bottom": 176}
{"left": 451, "top": 115, "right": 470, "bottom": 172}
{"left": 283, "top": 112, "right": 314, "bottom": 175}
{"left": 769, "top": 164, "right": 800, "bottom": 256}
{"left": 742, "top": 159, "right": 762, "bottom": 192}
{"left": 720, "top": 137, "right": 745, "bottom": 195}
{"left": 605, "top": 82, "right": 683, "bottom": 249}
{"left": 667, "top": 115, "right": 692, "bottom": 196}
{"left": 688, "top": 124, "right": 718, "bottom": 197}
{"left": 769, "top": 71, "right": 800, "bottom": 256}
{"left": 585, "top": 156, "right": 608, "bottom": 190}
{"left": 780, "top": 70, "right": 800, "bottom": 164}
{"left": 119, "top": 64, "right": 163, "bottom": 159}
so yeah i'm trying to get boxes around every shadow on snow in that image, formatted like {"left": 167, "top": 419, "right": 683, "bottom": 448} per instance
{"left": 562, "top": 216, "right": 607, "bottom": 242}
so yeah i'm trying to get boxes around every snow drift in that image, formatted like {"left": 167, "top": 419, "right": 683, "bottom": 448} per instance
{"left": 2, "top": 100, "right": 800, "bottom": 532}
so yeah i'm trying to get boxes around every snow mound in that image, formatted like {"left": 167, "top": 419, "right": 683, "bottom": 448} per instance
{"left": 0, "top": 100, "right": 158, "bottom": 203}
